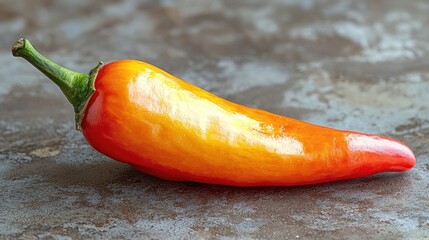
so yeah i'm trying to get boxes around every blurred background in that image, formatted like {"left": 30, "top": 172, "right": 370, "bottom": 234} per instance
{"left": 1, "top": 0, "right": 428, "bottom": 239}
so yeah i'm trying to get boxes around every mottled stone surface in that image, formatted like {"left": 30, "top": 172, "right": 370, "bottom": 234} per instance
{"left": 1, "top": 0, "right": 429, "bottom": 239}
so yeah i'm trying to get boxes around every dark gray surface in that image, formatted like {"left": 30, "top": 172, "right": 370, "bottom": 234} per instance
{"left": 1, "top": 0, "right": 428, "bottom": 239}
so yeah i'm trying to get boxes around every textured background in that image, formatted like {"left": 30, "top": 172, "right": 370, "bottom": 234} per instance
{"left": 1, "top": 0, "right": 429, "bottom": 239}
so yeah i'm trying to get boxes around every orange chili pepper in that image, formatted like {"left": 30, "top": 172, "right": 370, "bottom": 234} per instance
{"left": 12, "top": 38, "right": 415, "bottom": 186}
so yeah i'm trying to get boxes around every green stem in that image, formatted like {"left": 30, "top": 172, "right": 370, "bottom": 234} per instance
{"left": 11, "top": 38, "right": 102, "bottom": 130}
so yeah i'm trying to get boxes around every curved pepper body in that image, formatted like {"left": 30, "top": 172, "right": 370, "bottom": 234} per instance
{"left": 81, "top": 60, "right": 415, "bottom": 186}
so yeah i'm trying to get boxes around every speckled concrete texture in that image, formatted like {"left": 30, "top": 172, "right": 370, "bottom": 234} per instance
{"left": 1, "top": 0, "right": 429, "bottom": 239}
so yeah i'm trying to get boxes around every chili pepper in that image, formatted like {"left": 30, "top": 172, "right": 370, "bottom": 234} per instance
{"left": 11, "top": 38, "right": 415, "bottom": 186}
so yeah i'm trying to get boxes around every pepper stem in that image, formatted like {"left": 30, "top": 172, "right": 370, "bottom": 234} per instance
{"left": 11, "top": 38, "right": 102, "bottom": 130}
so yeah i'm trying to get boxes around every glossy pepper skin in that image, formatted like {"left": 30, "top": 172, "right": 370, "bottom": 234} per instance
{"left": 12, "top": 39, "right": 416, "bottom": 186}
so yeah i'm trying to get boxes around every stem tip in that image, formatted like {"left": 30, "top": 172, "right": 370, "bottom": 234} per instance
{"left": 12, "top": 38, "right": 26, "bottom": 57}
